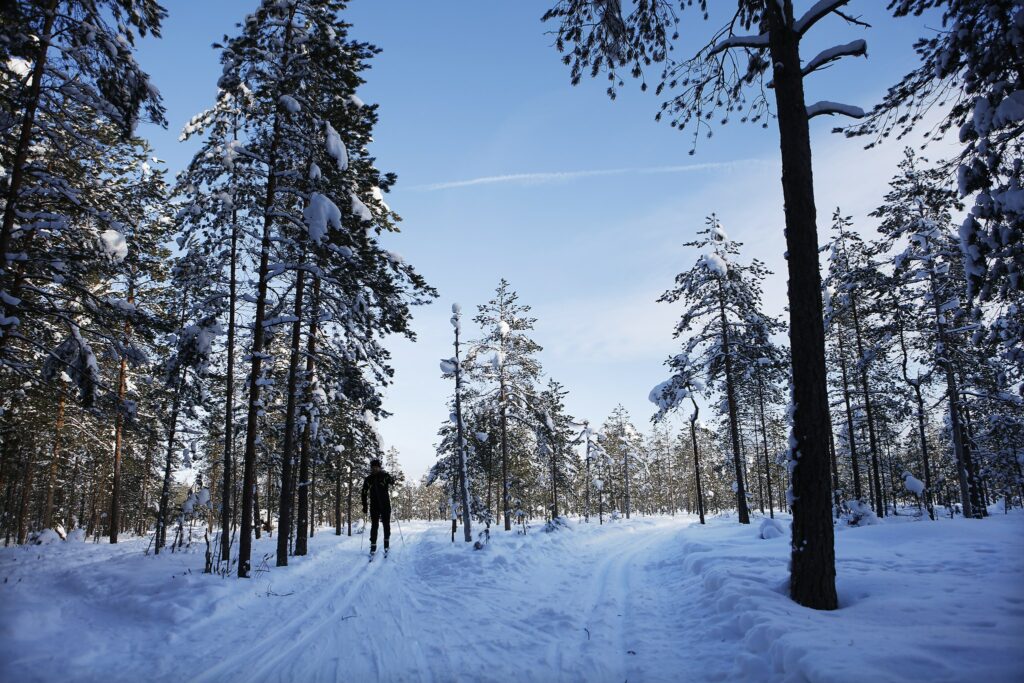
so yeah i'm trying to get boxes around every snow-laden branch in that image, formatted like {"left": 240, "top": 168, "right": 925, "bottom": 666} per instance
{"left": 806, "top": 100, "right": 865, "bottom": 120}
{"left": 803, "top": 39, "right": 867, "bottom": 76}
{"left": 708, "top": 32, "right": 770, "bottom": 57}
{"left": 794, "top": 0, "right": 854, "bottom": 36}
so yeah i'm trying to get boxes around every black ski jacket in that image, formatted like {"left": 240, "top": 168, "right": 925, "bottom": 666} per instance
{"left": 361, "top": 471, "right": 394, "bottom": 512}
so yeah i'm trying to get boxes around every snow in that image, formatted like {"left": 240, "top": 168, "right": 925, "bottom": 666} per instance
{"left": 303, "top": 192, "right": 341, "bottom": 244}
{"left": 1, "top": 515, "right": 1020, "bottom": 682}
{"left": 351, "top": 193, "right": 372, "bottom": 222}
{"left": 325, "top": 121, "right": 348, "bottom": 171}
{"left": 279, "top": 94, "right": 300, "bottom": 113}
{"left": 6, "top": 57, "right": 30, "bottom": 78}
{"left": 903, "top": 472, "right": 926, "bottom": 497}
{"left": 806, "top": 101, "right": 866, "bottom": 119}
{"left": 699, "top": 253, "right": 728, "bottom": 276}
{"left": 99, "top": 229, "right": 128, "bottom": 262}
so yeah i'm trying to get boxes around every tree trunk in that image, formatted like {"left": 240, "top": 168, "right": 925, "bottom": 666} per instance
{"left": 16, "top": 448, "right": 35, "bottom": 545}
{"left": 452, "top": 322, "right": 473, "bottom": 542}
{"left": 849, "top": 291, "right": 884, "bottom": 518}
{"left": 0, "top": 0, "right": 57, "bottom": 275}
{"left": 335, "top": 445, "right": 343, "bottom": 536}
{"left": 499, "top": 372, "right": 511, "bottom": 531}
{"left": 768, "top": 3, "right": 837, "bottom": 610}
{"left": 155, "top": 369, "right": 184, "bottom": 554}
{"left": 238, "top": 6, "right": 296, "bottom": 578}
{"left": 221, "top": 201, "right": 239, "bottom": 564}
{"left": 295, "top": 274, "right": 320, "bottom": 556}
{"left": 109, "top": 284, "right": 134, "bottom": 543}
{"left": 276, "top": 269, "right": 306, "bottom": 567}
{"left": 689, "top": 404, "right": 705, "bottom": 525}
{"left": 43, "top": 395, "right": 65, "bottom": 529}
{"left": 836, "top": 332, "right": 863, "bottom": 500}
{"left": 718, "top": 280, "right": 750, "bottom": 524}
{"left": 757, "top": 378, "right": 775, "bottom": 518}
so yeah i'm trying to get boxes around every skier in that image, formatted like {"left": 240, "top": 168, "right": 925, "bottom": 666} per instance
{"left": 361, "top": 458, "right": 395, "bottom": 557}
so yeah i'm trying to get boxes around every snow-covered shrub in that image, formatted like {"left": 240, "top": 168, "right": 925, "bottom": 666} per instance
{"left": 542, "top": 516, "right": 571, "bottom": 533}
{"left": 841, "top": 500, "right": 880, "bottom": 527}
{"left": 31, "top": 529, "right": 62, "bottom": 545}
{"left": 67, "top": 529, "right": 86, "bottom": 543}
{"left": 759, "top": 518, "right": 787, "bottom": 540}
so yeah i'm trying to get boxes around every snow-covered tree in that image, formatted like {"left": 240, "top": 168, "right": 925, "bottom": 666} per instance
{"left": 850, "top": 1, "right": 1024, "bottom": 390}
{"left": 468, "top": 279, "right": 542, "bottom": 531}
{"left": 544, "top": 0, "right": 875, "bottom": 610}
{"left": 651, "top": 216, "right": 776, "bottom": 525}
{"left": 872, "top": 150, "right": 985, "bottom": 517}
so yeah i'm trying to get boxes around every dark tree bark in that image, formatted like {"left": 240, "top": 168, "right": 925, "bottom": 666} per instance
{"left": 238, "top": 6, "right": 296, "bottom": 578}
{"left": 768, "top": 4, "right": 837, "bottom": 610}
{"left": 689, "top": 400, "right": 706, "bottom": 525}
{"left": 277, "top": 269, "right": 306, "bottom": 567}
{"left": 295, "top": 275, "right": 320, "bottom": 556}
{"left": 0, "top": 0, "right": 57, "bottom": 273}
{"left": 109, "top": 284, "right": 134, "bottom": 543}
{"left": 849, "top": 292, "right": 884, "bottom": 518}
{"left": 155, "top": 369, "right": 184, "bottom": 554}
{"left": 718, "top": 281, "right": 750, "bottom": 524}
{"left": 221, "top": 198, "right": 240, "bottom": 563}
{"left": 43, "top": 395, "right": 65, "bottom": 529}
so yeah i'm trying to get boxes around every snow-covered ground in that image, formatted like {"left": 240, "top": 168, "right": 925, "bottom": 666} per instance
{"left": 1, "top": 512, "right": 1022, "bottom": 683}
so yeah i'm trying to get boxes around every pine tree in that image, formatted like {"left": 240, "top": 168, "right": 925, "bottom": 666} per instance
{"left": 468, "top": 280, "right": 542, "bottom": 531}
{"left": 850, "top": 2, "right": 1023, "bottom": 388}
{"left": 825, "top": 210, "right": 889, "bottom": 517}
{"left": 871, "top": 150, "right": 983, "bottom": 517}
{"left": 543, "top": 0, "right": 873, "bottom": 609}
{"left": 651, "top": 216, "right": 778, "bottom": 525}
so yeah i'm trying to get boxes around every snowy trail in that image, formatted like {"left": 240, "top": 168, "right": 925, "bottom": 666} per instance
{"left": 2, "top": 513, "right": 1023, "bottom": 683}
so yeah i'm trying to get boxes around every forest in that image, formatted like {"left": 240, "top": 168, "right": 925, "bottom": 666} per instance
{"left": 0, "top": 1, "right": 1022, "bottom": 681}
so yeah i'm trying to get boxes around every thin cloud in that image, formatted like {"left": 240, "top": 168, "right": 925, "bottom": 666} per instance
{"left": 413, "top": 159, "right": 771, "bottom": 191}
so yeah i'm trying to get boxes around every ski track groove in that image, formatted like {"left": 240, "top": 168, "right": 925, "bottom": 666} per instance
{"left": 193, "top": 537, "right": 384, "bottom": 683}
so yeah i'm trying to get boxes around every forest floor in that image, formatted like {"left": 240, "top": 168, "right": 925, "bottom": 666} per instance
{"left": 1, "top": 510, "right": 1022, "bottom": 683}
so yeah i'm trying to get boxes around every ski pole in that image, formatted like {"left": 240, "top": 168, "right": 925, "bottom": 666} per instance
{"left": 394, "top": 513, "right": 406, "bottom": 548}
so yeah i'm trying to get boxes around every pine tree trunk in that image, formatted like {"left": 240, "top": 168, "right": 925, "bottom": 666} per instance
{"left": 43, "top": 395, "right": 65, "bottom": 529}
{"left": 15, "top": 448, "right": 34, "bottom": 545}
{"left": 837, "top": 332, "right": 863, "bottom": 500}
{"left": 64, "top": 453, "right": 79, "bottom": 531}
{"left": 453, "top": 324, "right": 473, "bottom": 541}
{"left": 500, "top": 374, "right": 511, "bottom": 531}
{"left": 757, "top": 379, "right": 775, "bottom": 518}
{"left": 768, "top": 3, "right": 837, "bottom": 610}
{"left": 689, "top": 404, "right": 705, "bottom": 525}
{"left": 238, "top": 7, "right": 296, "bottom": 577}
{"left": 109, "top": 283, "right": 134, "bottom": 544}
{"left": 849, "top": 294, "right": 884, "bottom": 518}
{"left": 295, "top": 275, "right": 319, "bottom": 556}
{"left": 0, "top": 0, "right": 57, "bottom": 276}
{"left": 155, "top": 369, "right": 184, "bottom": 554}
{"left": 221, "top": 205, "right": 239, "bottom": 563}
{"left": 276, "top": 270, "right": 306, "bottom": 566}
{"left": 718, "top": 281, "right": 750, "bottom": 524}
{"left": 335, "top": 445, "right": 343, "bottom": 536}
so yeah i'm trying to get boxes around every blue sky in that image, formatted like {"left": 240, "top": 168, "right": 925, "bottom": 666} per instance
{"left": 137, "top": 1, "right": 950, "bottom": 478}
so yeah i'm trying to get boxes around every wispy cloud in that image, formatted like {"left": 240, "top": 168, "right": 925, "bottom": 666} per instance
{"left": 413, "top": 159, "right": 771, "bottom": 191}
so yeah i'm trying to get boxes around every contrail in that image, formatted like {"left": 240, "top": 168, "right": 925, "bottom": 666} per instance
{"left": 412, "top": 159, "right": 771, "bottom": 191}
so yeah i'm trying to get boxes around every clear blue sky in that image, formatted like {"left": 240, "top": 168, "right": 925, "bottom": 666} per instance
{"left": 136, "top": 1, "right": 948, "bottom": 479}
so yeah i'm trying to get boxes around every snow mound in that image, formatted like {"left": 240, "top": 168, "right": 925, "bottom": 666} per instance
{"left": 841, "top": 499, "right": 880, "bottom": 527}
{"left": 31, "top": 529, "right": 62, "bottom": 546}
{"left": 758, "top": 517, "right": 787, "bottom": 540}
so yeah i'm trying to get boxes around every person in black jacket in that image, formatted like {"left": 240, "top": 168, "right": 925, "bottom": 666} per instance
{"left": 361, "top": 458, "right": 394, "bottom": 555}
